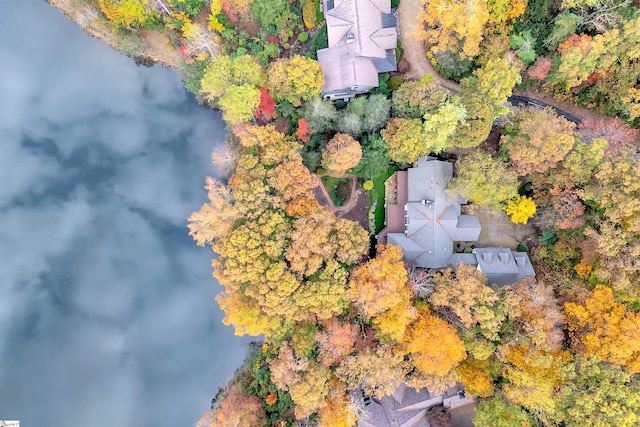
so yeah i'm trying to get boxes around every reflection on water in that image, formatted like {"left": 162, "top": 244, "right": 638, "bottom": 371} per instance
{"left": 0, "top": 1, "right": 251, "bottom": 426}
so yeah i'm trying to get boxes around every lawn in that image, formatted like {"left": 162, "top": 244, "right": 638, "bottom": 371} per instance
{"left": 322, "top": 176, "right": 351, "bottom": 207}
{"left": 372, "top": 166, "right": 399, "bottom": 233}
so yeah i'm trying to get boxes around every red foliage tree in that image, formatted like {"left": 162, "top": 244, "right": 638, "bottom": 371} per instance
{"left": 552, "top": 188, "right": 586, "bottom": 229}
{"left": 221, "top": 0, "right": 240, "bottom": 23}
{"left": 558, "top": 34, "right": 593, "bottom": 53}
{"left": 577, "top": 117, "right": 639, "bottom": 145}
{"left": 254, "top": 88, "right": 277, "bottom": 121}
{"left": 296, "top": 118, "right": 311, "bottom": 142}
{"left": 527, "top": 56, "right": 552, "bottom": 80}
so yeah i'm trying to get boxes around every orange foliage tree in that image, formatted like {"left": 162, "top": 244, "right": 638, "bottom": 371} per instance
{"left": 564, "top": 285, "right": 640, "bottom": 373}
{"left": 196, "top": 383, "right": 266, "bottom": 427}
{"left": 455, "top": 357, "right": 494, "bottom": 397}
{"left": 316, "top": 318, "right": 362, "bottom": 366}
{"left": 501, "top": 107, "right": 576, "bottom": 175}
{"left": 347, "top": 244, "right": 411, "bottom": 320}
{"left": 287, "top": 206, "right": 369, "bottom": 277}
{"left": 430, "top": 264, "right": 511, "bottom": 341}
{"left": 321, "top": 133, "right": 362, "bottom": 175}
{"left": 402, "top": 307, "right": 467, "bottom": 376}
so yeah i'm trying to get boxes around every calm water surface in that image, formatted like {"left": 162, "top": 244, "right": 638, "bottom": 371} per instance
{"left": 0, "top": 1, "right": 251, "bottom": 426}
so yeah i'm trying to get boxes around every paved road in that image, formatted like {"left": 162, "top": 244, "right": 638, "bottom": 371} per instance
{"left": 507, "top": 96, "right": 582, "bottom": 124}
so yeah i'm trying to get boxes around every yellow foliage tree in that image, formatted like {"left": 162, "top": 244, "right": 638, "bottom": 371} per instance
{"left": 415, "top": 0, "right": 490, "bottom": 59}
{"left": 402, "top": 308, "right": 467, "bottom": 376}
{"left": 501, "top": 107, "right": 576, "bottom": 175}
{"left": 200, "top": 55, "right": 265, "bottom": 124}
{"left": 461, "top": 55, "right": 521, "bottom": 117}
{"left": 564, "top": 285, "right": 640, "bottom": 373}
{"left": 99, "top": 0, "right": 150, "bottom": 27}
{"left": 318, "top": 383, "right": 358, "bottom": 427}
{"left": 207, "top": 0, "right": 225, "bottom": 32}
{"left": 500, "top": 344, "right": 566, "bottom": 423}
{"left": 430, "top": 264, "right": 509, "bottom": 341}
{"left": 455, "top": 358, "right": 494, "bottom": 397}
{"left": 287, "top": 206, "right": 369, "bottom": 277}
{"left": 348, "top": 244, "right": 411, "bottom": 319}
{"left": 234, "top": 123, "right": 301, "bottom": 167}
{"left": 267, "top": 55, "right": 325, "bottom": 105}
{"left": 380, "top": 118, "right": 425, "bottom": 164}
{"left": 504, "top": 195, "right": 536, "bottom": 224}
{"left": 268, "top": 152, "right": 316, "bottom": 201}
{"left": 302, "top": 0, "right": 317, "bottom": 29}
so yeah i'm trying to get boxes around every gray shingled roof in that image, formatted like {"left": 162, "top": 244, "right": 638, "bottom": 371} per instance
{"left": 357, "top": 383, "right": 471, "bottom": 427}
{"left": 319, "top": 0, "right": 398, "bottom": 95}
{"left": 387, "top": 157, "right": 481, "bottom": 268}
{"left": 473, "top": 248, "right": 536, "bottom": 287}
{"left": 386, "top": 156, "right": 535, "bottom": 286}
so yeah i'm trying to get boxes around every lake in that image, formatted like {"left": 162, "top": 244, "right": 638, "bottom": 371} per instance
{"left": 0, "top": 1, "right": 251, "bottom": 426}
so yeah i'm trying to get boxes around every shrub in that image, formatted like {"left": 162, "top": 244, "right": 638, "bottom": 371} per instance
{"left": 388, "top": 76, "right": 404, "bottom": 91}
{"left": 308, "top": 24, "right": 328, "bottom": 60}
{"left": 363, "top": 180, "right": 374, "bottom": 191}
{"left": 538, "top": 230, "right": 558, "bottom": 245}
{"left": 298, "top": 31, "right": 309, "bottom": 42}
{"left": 302, "top": 0, "right": 317, "bottom": 29}
{"left": 504, "top": 196, "right": 537, "bottom": 225}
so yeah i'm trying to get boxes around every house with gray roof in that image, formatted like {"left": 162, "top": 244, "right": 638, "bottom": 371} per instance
{"left": 317, "top": 0, "right": 397, "bottom": 100}
{"left": 358, "top": 382, "right": 474, "bottom": 427}
{"left": 385, "top": 156, "right": 535, "bottom": 286}
{"left": 387, "top": 157, "right": 482, "bottom": 269}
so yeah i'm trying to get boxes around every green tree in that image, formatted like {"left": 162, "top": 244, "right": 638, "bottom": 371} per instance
{"left": 303, "top": 97, "right": 338, "bottom": 132}
{"left": 422, "top": 99, "right": 468, "bottom": 153}
{"left": 447, "top": 151, "right": 520, "bottom": 210}
{"left": 360, "top": 94, "right": 392, "bottom": 133}
{"left": 349, "top": 133, "right": 390, "bottom": 178}
{"left": 473, "top": 396, "right": 539, "bottom": 427}
{"left": 200, "top": 55, "right": 265, "bottom": 124}
{"left": 252, "top": 0, "right": 297, "bottom": 35}
{"left": 544, "top": 12, "right": 582, "bottom": 51}
{"left": 391, "top": 74, "right": 447, "bottom": 119}
{"left": 461, "top": 55, "right": 521, "bottom": 117}
{"left": 510, "top": 31, "right": 538, "bottom": 65}
{"left": 558, "top": 356, "right": 640, "bottom": 427}
{"left": 336, "top": 111, "right": 363, "bottom": 136}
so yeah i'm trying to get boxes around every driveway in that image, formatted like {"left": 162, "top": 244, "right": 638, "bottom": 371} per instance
{"left": 396, "top": 0, "right": 460, "bottom": 91}
{"left": 474, "top": 207, "right": 536, "bottom": 250}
